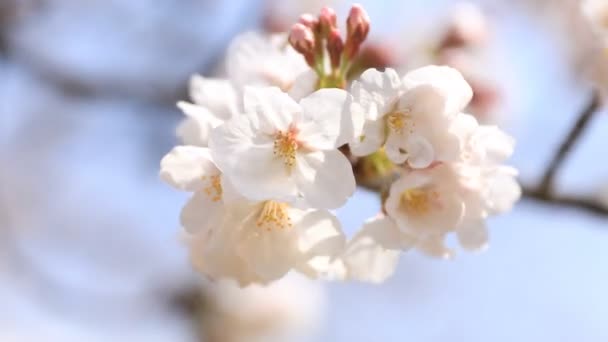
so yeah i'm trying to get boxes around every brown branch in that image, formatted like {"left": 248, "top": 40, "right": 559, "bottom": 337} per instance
{"left": 538, "top": 92, "right": 601, "bottom": 194}
{"left": 522, "top": 185, "right": 608, "bottom": 217}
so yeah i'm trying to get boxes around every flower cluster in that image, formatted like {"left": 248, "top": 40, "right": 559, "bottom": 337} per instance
{"left": 161, "top": 4, "right": 520, "bottom": 286}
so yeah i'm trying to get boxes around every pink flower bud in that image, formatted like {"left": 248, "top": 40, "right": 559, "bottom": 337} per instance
{"left": 318, "top": 6, "right": 337, "bottom": 36}
{"left": 346, "top": 4, "right": 370, "bottom": 44}
{"left": 289, "top": 23, "right": 316, "bottom": 66}
{"left": 327, "top": 28, "right": 344, "bottom": 68}
{"left": 299, "top": 14, "right": 317, "bottom": 29}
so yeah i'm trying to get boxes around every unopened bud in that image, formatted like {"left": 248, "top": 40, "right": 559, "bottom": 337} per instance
{"left": 346, "top": 4, "right": 370, "bottom": 44}
{"left": 299, "top": 13, "right": 317, "bottom": 29}
{"left": 344, "top": 4, "right": 370, "bottom": 59}
{"left": 289, "top": 23, "right": 316, "bottom": 66}
{"left": 318, "top": 6, "right": 337, "bottom": 36}
{"left": 327, "top": 28, "right": 344, "bottom": 69}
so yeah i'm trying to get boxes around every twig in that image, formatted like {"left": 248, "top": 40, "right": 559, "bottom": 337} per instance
{"left": 538, "top": 92, "right": 601, "bottom": 194}
{"left": 522, "top": 185, "right": 608, "bottom": 218}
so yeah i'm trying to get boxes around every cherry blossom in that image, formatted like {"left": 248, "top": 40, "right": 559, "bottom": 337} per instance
{"left": 160, "top": 145, "right": 346, "bottom": 285}
{"left": 210, "top": 86, "right": 362, "bottom": 209}
{"left": 348, "top": 65, "right": 473, "bottom": 167}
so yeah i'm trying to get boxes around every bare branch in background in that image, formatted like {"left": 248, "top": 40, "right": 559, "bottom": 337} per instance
{"left": 538, "top": 92, "right": 601, "bottom": 194}
{"left": 522, "top": 185, "right": 608, "bottom": 217}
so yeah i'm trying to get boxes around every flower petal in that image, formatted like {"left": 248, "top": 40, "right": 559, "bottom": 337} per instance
{"left": 405, "top": 134, "right": 435, "bottom": 168}
{"left": 292, "top": 208, "right": 346, "bottom": 278}
{"left": 298, "top": 88, "right": 357, "bottom": 149}
{"left": 342, "top": 216, "right": 414, "bottom": 283}
{"left": 349, "top": 118, "right": 385, "bottom": 156}
{"left": 243, "top": 86, "right": 300, "bottom": 133}
{"left": 236, "top": 203, "right": 299, "bottom": 281}
{"left": 160, "top": 146, "right": 219, "bottom": 192}
{"left": 210, "top": 117, "right": 298, "bottom": 202}
{"left": 402, "top": 65, "right": 472, "bottom": 114}
{"left": 189, "top": 75, "right": 238, "bottom": 119}
{"left": 456, "top": 219, "right": 489, "bottom": 251}
{"left": 294, "top": 150, "right": 356, "bottom": 209}
{"left": 354, "top": 68, "right": 403, "bottom": 117}
{"left": 288, "top": 70, "right": 317, "bottom": 101}
{"left": 180, "top": 191, "right": 225, "bottom": 235}
{"left": 416, "top": 234, "right": 454, "bottom": 259}
{"left": 176, "top": 102, "right": 223, "bottom": 146}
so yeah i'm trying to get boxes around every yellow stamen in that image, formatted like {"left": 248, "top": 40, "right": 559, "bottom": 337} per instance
{"left": 256, "top": 201, "right": 292, "bottom": 231}
{"left": 386, "top": 109, "right": 414, "bottom": 135}
{"left": 399, "top": 188, "right": 438, "bottom": 216}
{"left": 201, "top": 174, "right": 222, "bottom": 202}
{"left": 273, "top": 128, "right": 299, "bottom": 170}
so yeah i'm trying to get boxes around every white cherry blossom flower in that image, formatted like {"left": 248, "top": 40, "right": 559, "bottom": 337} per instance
{"left": 210, "top": 86, "right": 361, "bottom": 209}
{"left": 384, "top": 158, "right": 519, "bottom": 259}
{"left": 176, "top": 75, "right": 238, "bottom": 146}
{"left": 226, "top": 31, "right": 314, "bottom": 99}
{"left": 184, "top": 197, "right": 346, "bottom": 286}
{"left": 348, "top": 65, "right": 473, "bottom": 167}
{"left": 160, "top": 145, "right": 345, "bottom": 285}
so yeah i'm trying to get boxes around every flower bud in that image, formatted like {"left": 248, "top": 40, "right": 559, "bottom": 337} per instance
{"left": 327, "top": 28, "right": 344, "bottom": 69}
{"left": 289, "top": 23, "right": 316, "bottom": 66}
{"left": 318, "top": 6, "right": 337, "bottom": 36}
{"left": 346, "top": 4, "right": 370, "bottom": 44}
{"left": 344, "top": 4, "right": 370, "bottom": 59}
{"left": 298, "top": 13, "right": 317, "bottom": 29}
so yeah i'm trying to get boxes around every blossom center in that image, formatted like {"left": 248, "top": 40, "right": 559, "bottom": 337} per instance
{"left": 386, "top": 110, "right": 414, "bottom": 135}
{"left": 399, "top": 188, "right": 438, "bottom": 216}
{"left": 273, "top": 127, "right": 299, "bottom": 169}
{"left": 201, "top": 174, "right": 222, "bottom": 202}
{"left": 256, "top": 200, "right": 292, "bottom": 231}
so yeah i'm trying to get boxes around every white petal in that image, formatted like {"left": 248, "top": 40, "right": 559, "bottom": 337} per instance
{"left": 180, "top": 191, "right": 225, "bottom": 235}
{"left": 243, "top": 86, "right": 300, "bottom": 133}
{"left": 159, "top": 146, "right": 219, "bottom": 192}
{"left": 353, "top": 68, "right": 403, "bottom": 117}
{"left": 294, "top": 150, "right": 356, "bottom": 209}
{"left": 293, "top": 209, "right": 346, "bottom": 277}
{"left": 384, "top": 133, "right": 409, "bottom": 164}
{"left": 405, "top": 135, "right": 435, "bottom": 168}
{"left": 210, "top": 117, "right": 298, "bottom": 202}
{"left": 474, "top": 125, "right": 515, "bottom": 163}
{"left": 402, "top": 65, "right": 472, "bottom": 114}
{"left": 189, "top": 75, "right": 238, "bottom": 119}
{"left": 227, "top": 32, "right": 308, "bottom": 91}
{"left": 176, "top": 101, "right": 223, "bottom": 146}
{"left": 288, "top": 70, "right": 317, "bottom": 101}
{"left": 298, "top": 88, "right": 354, "bottom": 149}
{"left": 416, "top": 234, "right": 454, "bottom": 259}
{"left": 457, "top": 219, "right": 489, "bottom": 251}
{"left": 186, "top": 221, "right": 263, "bottom": 286}
{"left": 397, "top": 84, "right": 448, "bottom": 118}
{"left": 483, "top": 166, "right": 521, "bottom": 214}
{"left": 235, "top": 202, "right": 299, "bottom": 281}
{"left": 349, "top": 118, "right": 385, "bottom": 156}
{"left": 343, "top": 216, "right": 414, "bottom": 283}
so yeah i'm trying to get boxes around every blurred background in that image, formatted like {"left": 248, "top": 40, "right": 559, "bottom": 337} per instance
{"left": 1, "top": 0, "right": 608, "bottom": 341}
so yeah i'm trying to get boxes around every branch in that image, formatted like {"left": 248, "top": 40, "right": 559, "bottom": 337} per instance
{"left": 538, "top": 92, "right": 601, "bottom": 194}
{"left": 522, "top": 185, "right": 608, "bottom": 217}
